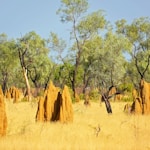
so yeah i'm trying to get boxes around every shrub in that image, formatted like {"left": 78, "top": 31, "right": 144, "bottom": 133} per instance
{"left": 89, "top": 89, "right": 100, "bottom": 101}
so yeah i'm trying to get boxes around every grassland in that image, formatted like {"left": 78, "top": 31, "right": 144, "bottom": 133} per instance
{"left": 0, "top": 100, "right": 150, "bottom": 150}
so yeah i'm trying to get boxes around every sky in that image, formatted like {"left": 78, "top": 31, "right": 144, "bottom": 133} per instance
{"left": 0, "top": 0, "right": 150, "bottom": 41}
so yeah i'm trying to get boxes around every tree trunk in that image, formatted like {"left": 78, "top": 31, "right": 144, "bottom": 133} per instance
{"left": 104, "top": 99, "right": 112, "bottom": 113}
{"left": 2, "top": 72, "right": 8, "bottom": 93}
{"left": 103, "top": 94, "right": 112, "bottom": 113}
{"left": 22, "top": 67, "right": 31, "bottom": 101}
{"left": 82, "top": 72, "right": 91, "bottom": 94}
{"left": 72, "top": 70, "right": 76, "bottom": 98}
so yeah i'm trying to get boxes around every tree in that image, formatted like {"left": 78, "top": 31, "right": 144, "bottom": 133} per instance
{"left": 0, "top": 34, "right": 18, "bottom": 92}
{"left": 16, "top": 31, "right": 49, "bottom": 100}
{"left": 116, "top": 17, "right": 150, "bottom": 81}
{"left": 57, "top": 0, "right": 107, "bottom": 97}
{"left": 80, "top": 36, "right": 103, "bottom": 93}
{"left": 79, "top": 30, "right": 130, "bottom": 113}
{"left": 29, "top": 54, "right": 54, "bottom": 92}
{"left": 100, "top": 32, "right": 129, "bottom": 86}
{"left": 81, "top": 31, "right": 130, "bottom": 91}
{"left": 48, "top": 32, "right": 70, "bottom": 87}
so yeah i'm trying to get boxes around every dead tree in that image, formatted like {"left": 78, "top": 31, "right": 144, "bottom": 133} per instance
{"left": 100, "top": 83, "right": 127, "bottom": 114}
{"left": 100, "top": 82, "right": 113, "bottom": 114}
{"left": 101, "top": 92, "right": 112, "bottom": 113}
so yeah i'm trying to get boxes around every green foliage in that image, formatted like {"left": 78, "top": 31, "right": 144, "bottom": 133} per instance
{"left": 77, "top": 10, "right": 107, "bottom": 37}
{"left": 21, "top": 97, "right": 28, "bottom": 102}
{"left": 66, "top": 86, "right": 76, "bottom": 103}
{"left": 89, "top": 32, "right": 129, "bottom": 88}
{"left": 121, "top": 94, "right": 133, "bottom": 102}
{"left": 0, "top": 34, "right": 19, "bottom": 91}
{"left": 17, "top": 31, "right": 53, "bottom": 88}
{"left": 57, "top": 0, "right": 88, "bottom": 23}
{"left": 89, "top": 89, "right": 100, "bottom": 101}
{"left": 48, "top": 32, "right": 66, "bottom": 62}
{"left": 78, "top": 93, "right": 84, "bottom": 100}
{"left": 116, "top": 17, "right": 150, "bottom": 80}
{"left": 0, "top": 1, "right": 150, "bottom": 101}
{"left": 118, "top": 83, "right": 134, "bottom": 93}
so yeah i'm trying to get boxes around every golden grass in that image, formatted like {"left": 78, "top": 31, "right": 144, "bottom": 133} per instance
{"left": 0, "top": 100, "right": 150, "bottom": 150}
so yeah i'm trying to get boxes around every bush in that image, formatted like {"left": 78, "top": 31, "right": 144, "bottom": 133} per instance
{"left": 89, "top": 89, "right": 100, "bottom": 101}
{"left": 118, "top": 83, "right": 134, "bottom": 93}
{"left": 21, "top": 97, "right": 28, "bottom": 102}
{"left": 121, "top": 93, "right": 133, "bottom": 102}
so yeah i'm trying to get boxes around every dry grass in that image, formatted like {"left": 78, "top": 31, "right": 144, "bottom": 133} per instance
{"left": 0, "top": 100, "right": 150, "bottom": 150}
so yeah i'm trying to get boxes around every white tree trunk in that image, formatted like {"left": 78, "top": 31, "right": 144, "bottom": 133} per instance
{"left": 23, "top": 67, "right": 31, "bottom": 101}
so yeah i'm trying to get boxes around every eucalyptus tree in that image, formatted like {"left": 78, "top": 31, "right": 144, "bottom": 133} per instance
{"left": 80, "top": 36, "right": 103, "bottom": 93}
{"left": 98, "top": 32, "right": 130, "bottom": 87}
{"left": 81, "top": 30, "right": 130, "bottom": 90}
{"left": 116, "top": 17, "right": 150, "bottom": 82}
{"left": 80, "top": 31, "right": 130, "bottom": 113}
{"left": 16, "top": 31, "right": 49, "bottom": 100}
{"left": 57, "top": 0, "right": 107, "bottom": 97}
{"left": 0, "top": 34, "right": 18, "bottom": 92}
{"left": 48, "top": 32, "right": 80, "bottom": 90}
{"left": 29, "top": 54, "right": 54, "bottom": 91}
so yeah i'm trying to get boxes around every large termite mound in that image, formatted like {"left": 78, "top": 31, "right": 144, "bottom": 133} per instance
{"left": 36, "top": 81, "right": 73, "bottom": 123}
{"left": 131, "top": 79, "right": 150, "bottom": 114}
{"left": 0, "top": 87, "right": 7, "bottom": 136}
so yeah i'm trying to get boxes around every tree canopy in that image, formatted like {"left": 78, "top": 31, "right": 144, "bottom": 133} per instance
{"left": 0, "top": 0, "right": 150, "bottom": 99}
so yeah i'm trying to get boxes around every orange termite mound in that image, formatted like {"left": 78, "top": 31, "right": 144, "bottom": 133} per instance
{"left": 5, "top": 86, "right": 21, "bottom": 103}
{"left": 131, "top": 79, "right": 150, "bottom": 114}
{"left": 36, "top": 81, "right": 73, "bottom": 123}
{"left": 0, "top": 87, "right": 3, "bottom": 96}
{"left": 0, "top": 87, "right": 7, "bottom": 136}
{"left": 131, "top": 97, "right": 143, "bottom": 114}
{"left": 44, "top": 81, "right": 60, "bottom": 121}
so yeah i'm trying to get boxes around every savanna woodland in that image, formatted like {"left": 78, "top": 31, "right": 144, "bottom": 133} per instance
{"left": 0, "top": 0, "right": 150, "bottom": 149}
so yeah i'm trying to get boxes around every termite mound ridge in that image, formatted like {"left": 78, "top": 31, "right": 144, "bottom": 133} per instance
{"left": 130, "top": 79, "right": 150, "bottom": 114}
{"left": 58, "top": 85, "right": 73, "bottom": 123}
{"left": 5, "top": 86, "right": 22, "bottom": 103}
{"left": 36, "top": 81, "right": 73, "bottom": 123}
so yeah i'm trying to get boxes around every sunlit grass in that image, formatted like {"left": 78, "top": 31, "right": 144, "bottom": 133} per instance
{"left": 0, "top": 100, "right": 150, "bottom": 150}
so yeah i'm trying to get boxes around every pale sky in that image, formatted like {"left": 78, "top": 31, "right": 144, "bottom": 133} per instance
{"left": 0, "top": 0, "right": 150, "bottom": 40}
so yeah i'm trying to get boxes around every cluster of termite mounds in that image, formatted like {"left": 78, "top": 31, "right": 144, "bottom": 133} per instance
{"left": 0, "top": 87, "right": 7, "bottom": 136}
{"left": 36, "top": 81, "right": 73, "bottom": 123}
{"left": 125, "top": 79, "right": 150, "bottom": 114}
{"left": 1, "top": 78, "right": 150, "bottom": 136}
{"left": 5, "top": 86, "right": 22, "bottom": 103}
{"left": 0, "top": 81, "right": 74, "bottom": 136}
